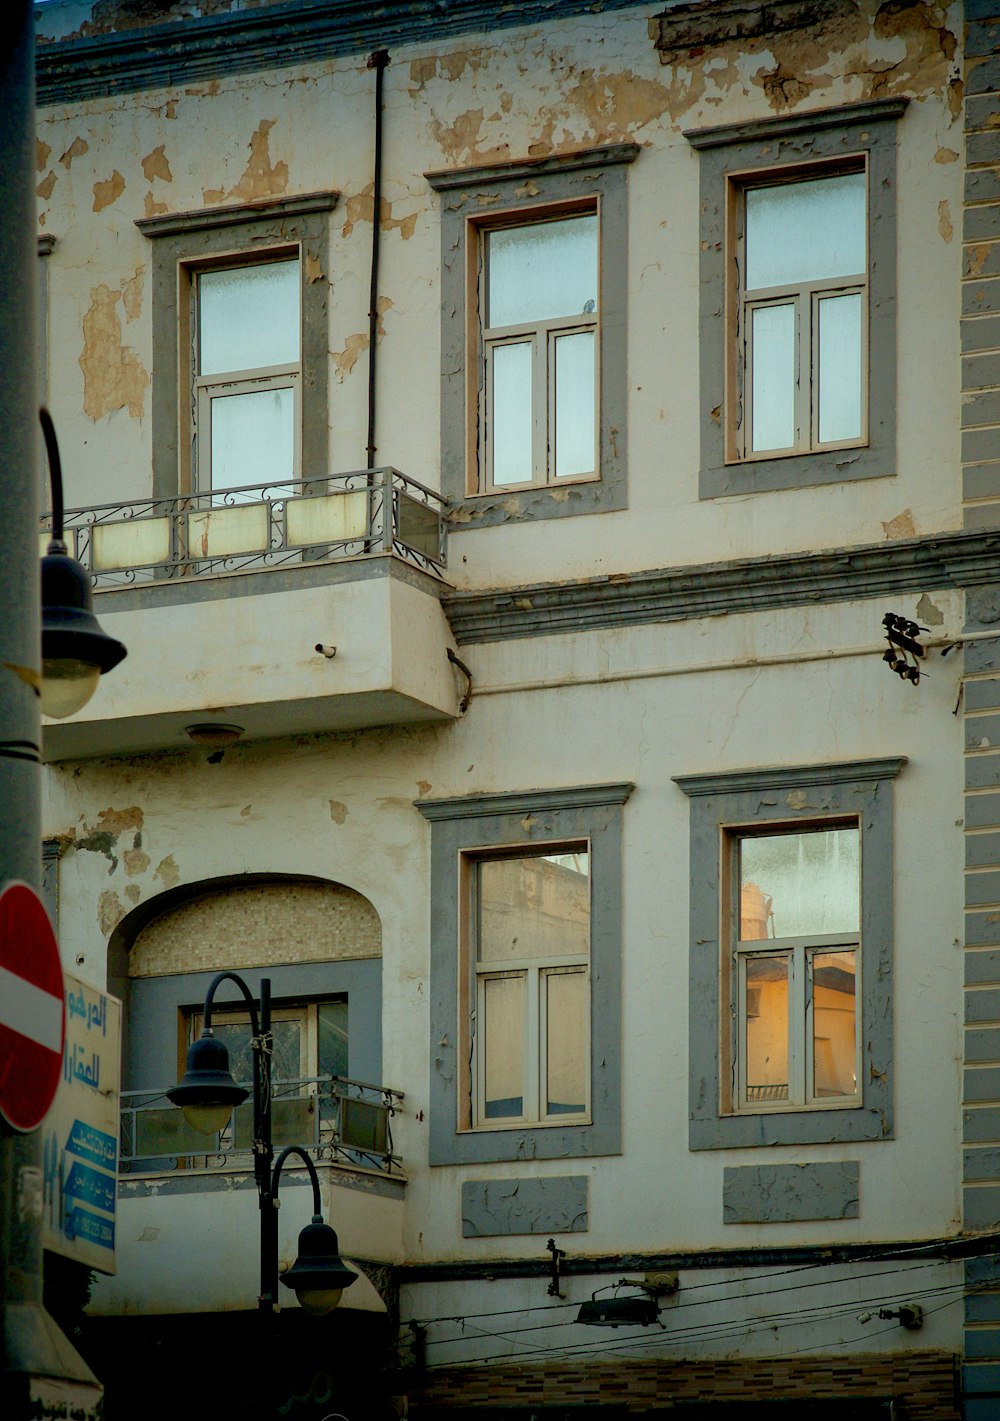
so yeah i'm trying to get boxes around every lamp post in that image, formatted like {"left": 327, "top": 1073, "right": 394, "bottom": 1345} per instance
{"left": 167, "top": 972, "right": 357, "bottom": 1315}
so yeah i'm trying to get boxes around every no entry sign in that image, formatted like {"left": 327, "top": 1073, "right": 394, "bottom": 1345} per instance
{"left": 0, "top": 881, "right": 65, "bottom": 1132}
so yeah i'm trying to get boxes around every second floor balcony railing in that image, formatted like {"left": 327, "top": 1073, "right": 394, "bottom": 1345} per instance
{"left": 120, "top": 1074, "right": 404, "bottom": 1178}
{"left": 41, "top": 468, "right": 447, "bottom": 590}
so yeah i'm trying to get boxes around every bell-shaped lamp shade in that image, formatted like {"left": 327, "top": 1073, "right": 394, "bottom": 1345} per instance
{"left": 166, "top": 1032, "right": 249, "bottom": 1135}
{"left": 280, "top": 1219, "right": 357, "bottom": 1316}
{"left": 40, "top": 544, "right": 127, "bottom": 718}
{"left": 576, "top": 1295, "right": 659, "bottom": 1328}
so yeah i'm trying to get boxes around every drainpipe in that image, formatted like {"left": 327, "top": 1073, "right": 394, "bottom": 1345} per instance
{"left": 366, "top": 49, "right": 390, "bottom": 471}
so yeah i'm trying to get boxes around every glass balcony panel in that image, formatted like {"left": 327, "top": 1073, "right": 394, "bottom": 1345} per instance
{"left": 134, "top": 1107, "right": 217, "bottom": 1159}
{"left": 397, "top": 493, "right": 441, "bottom": 561}
{"left": 286, "top": 490, "right": 368, "bottom": 547}
{"left": 92, "top": 516, "right": 171, "bottom": 572}
{"left": 233, "top": 1095, "right": 317, "bottom": 1151}
{"left": 187, "top": 503, "right": 270, "bottom": 560}
{"left": 339, "top": 1095, "right": 389, "bottom": 1154}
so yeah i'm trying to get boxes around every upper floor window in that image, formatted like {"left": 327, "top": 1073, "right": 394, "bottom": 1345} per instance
{"left": 737, "top": 169, "right": 867, "bottom": 459}
{"left": 194, "top": 257, "right": 301, "bottom": 497}
{"left": 480, "top": 213, "right": 598, "bottom": 492}
{"left": 684, "top": 98, "right": 904, "bottom": 499}
{"left": 426, "top": 145, "right": 637, "bottom": 529}
{"left": 135, "top": 192, "right": 337, "bottom": 502}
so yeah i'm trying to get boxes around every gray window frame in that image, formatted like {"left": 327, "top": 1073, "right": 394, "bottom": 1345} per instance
{"left": 684, "top": 99, "right": 906, "bottom": 499}
{"left": 673, "top": 758, "right": 904, "bottom": 1150}
{"left": 135, "top": 192, "right": 337, "bottom": 500}
{"left": 416, "top": 783, "right": 633, "bottom": 1166}
{"left": 427, "top": 146, "right": 637, "bottom": 529}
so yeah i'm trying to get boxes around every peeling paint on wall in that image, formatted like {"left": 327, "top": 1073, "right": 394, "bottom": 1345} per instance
{"left": 882, "top": 508, "right": 918, "bottom": 539}
{"left": 36, "top": 171, "right": 57, "bottom": 201}
{"left": 121, "top": 265, "right": 145, "bottom": 323}
{"left": 153, "top": 854, "right": 180, "bottom": 888}
{"left": 60, "top": 136, "right": 89, "bottom": 168}
{"left": 79, "top": 282, "right": 150, "bottom": 419}
{"left": 938, "top": 198, "right": 954, "bottom": 242}
{"left": 98, "top": 889, "right": 126, "bottom": 937}
{"left": 141, "top": 144, "right": 173, "bottom": 182}
{"left": 332, "top": 296, "right": 392, "bottom": 380}
{"left": 92, "top": 169, "right": 125, "bottom": 212}
{"left": 36, "top": 138, "right": 51, "bottom": 171}
{"left": 202, "top": 118, "right": 288, "bottom": 205}
{"left": 342, "top": 183, "right": 418, "bottom": 240}
{"left": 329, "top": 800, "right": 347, "bottom": 823}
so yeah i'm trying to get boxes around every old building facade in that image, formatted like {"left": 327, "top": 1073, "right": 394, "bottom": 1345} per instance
{"left": 29, "top": 0, "right": 1000, "bottom": 1415}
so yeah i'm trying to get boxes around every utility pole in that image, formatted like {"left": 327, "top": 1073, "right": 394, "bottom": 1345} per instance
{"left": 0, "top": 3, "right": 103, "bottom": 1414}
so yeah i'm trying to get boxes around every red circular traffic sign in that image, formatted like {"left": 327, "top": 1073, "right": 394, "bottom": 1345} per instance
{"left": 0, "top": 882, "right": 65, "bottom": 1132}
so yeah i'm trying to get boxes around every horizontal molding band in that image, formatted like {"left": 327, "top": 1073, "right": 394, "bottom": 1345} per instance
{"left": 683, "top": 96, "right": 909, "bottom": 151}
{"left": 37, "top": 0, "right": 648, "bottom": 106}
{"left": 443, "top": 527, "right": 1000, "bottom": 645}
{"left": 398, "top": 1230, "right": 1000, "bottom": 1283}
{"left": 425, "top": 143, "right": 640, "bottom": 191}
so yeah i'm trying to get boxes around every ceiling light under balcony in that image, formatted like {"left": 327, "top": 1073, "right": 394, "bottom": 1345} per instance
{"left": 185, "top": 723, "right": 245, "bottom": 747}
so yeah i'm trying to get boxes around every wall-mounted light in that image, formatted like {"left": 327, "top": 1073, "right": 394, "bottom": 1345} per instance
{"left": 39, "top": 408, "right": 126, "bottom": 718}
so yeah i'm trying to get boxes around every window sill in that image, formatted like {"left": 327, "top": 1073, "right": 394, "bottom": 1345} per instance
{"left": 703, "top": 440, "right": 894, "bottom": 498}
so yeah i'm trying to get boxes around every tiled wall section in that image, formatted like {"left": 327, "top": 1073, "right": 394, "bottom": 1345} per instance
{"left": 964, "top": 7, "right": 1000, "bottom": 528}
{"left": 964, "top": 605, "right": 1000, "bottom": 1413}
{"left": 405, "top": 1353, "right": 959, "bottom": 1416}
{"left": 129, "top": 880, "right": 381, "bottom": 977}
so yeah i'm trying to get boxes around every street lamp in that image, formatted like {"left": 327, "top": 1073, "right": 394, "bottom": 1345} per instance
{"left": 167, "top": 971, "right": 357, "bottom": 1315}
{"left": 38, "top": 407, "right": 126, "bottom": 718}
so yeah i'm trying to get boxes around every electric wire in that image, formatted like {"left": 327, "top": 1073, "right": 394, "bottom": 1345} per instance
{"left": 409, "top": 1242, "right": 988, "bottom": 1343}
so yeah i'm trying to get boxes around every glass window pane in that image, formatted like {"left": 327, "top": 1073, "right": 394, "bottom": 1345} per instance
{"left": 554, "top": 330, "right": 595, "bottom": 478}
{"left": 744, "top": 955, "right": 789, "bottom": 1102}
{"left": 818, "top": 292, "right": 863, "bottom": 443}
{"left": 479, "top": 852, "right": 589, "bottom": 963}
{"left": 740, "top": 828, "right": 859, "bottom": 939}
{"left": 812, "top": 948, "right": 857, "bottom": 1098}
{"left": 318, "top": 1000, "right": 349, "bottom": 1079}
{"left": 210, "top": 385, "right": 294, "bottom": 493}
{"left": 545, "top": 969, "right": 587, "bottom": 1115}
{"left": 199, "top": 260, "right": 300, "bottom": 375}
{"left": 487, "top": 216, "right": 597, "bottom": 328}
{"left": 490, "top": 342, "right": 533, "bottom": 485}
{"left": 745, "top": 172, "right": 866, "bottom": 290}
{"left": 751, "top": 302, "right": 795, "bottom": 453}
{"left": 206, "top": 1018, "right": 301, "bottom": 1084}
{"left": 482, "top": 974, "right": 524, "bottom": 1119}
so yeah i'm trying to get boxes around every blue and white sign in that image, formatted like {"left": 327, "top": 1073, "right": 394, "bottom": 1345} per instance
{"left": 42, "top": 974, "right": 120, "bottom": 1274}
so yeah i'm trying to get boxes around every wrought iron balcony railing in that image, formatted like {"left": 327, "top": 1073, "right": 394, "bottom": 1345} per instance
{"left": 120, "top": 1074, "right": 404, "bottom": 1178}
{"left": 41, "top": 469, "right": 447, "bottom": 589}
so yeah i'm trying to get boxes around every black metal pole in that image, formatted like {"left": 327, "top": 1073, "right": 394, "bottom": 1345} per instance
{"left": 256, "top": 979, "right": 275, "bottom": 1314}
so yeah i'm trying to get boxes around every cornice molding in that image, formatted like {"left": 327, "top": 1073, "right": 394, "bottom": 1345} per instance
{"left": 683, "top": 96, "right": 909, "bottom": 151}
{"left": 673, "top": 756, "right": 907, "bottom": 800}
{"left": 425, "top": 143, "right": 640, "bottom": 192}
{"left": 37, "top": 0, "right": 650, "bottom": 106}
{"left": 442, "top": 527, "right": 1000, "bottom": 645}
{"left": 415, "top": 782, "right": 635, "bottom": 822}
{"left": 135, "top": 190, "right": 339, "bottom": 240}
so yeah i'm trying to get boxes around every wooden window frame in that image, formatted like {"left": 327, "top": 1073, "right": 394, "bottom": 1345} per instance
{"left": 728, "top": 158, "right": 869, "bottom": 464}
{"left": 462, "top": 843, "right": 593, "bottom": 1132}
{"left": 468, "top": 200, "right": 600, "bottom": 496}
{"left": 723, "top": 819, "right": 862, "bottom": 1117}
{"left": 182, "top": 246, "right": 303, "bottom": 497}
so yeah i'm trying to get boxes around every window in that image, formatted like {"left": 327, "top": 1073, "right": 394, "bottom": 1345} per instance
{"left": 470, "top": 849, "right": 590, "bottom": 1126}
{"left": 737, "top": 169, "right": 867, "bottom": 458}
{"left": 193, "top": 257, "right": 301, "bottom": 498}
{"left": 135, "top": 192, "right": 337, "bottom": 500}
{"left": 427, "top": 145, "right": 637, "bottom": 528}
{"left": 480, "top": 215, "right": 598, "bottom": 491}
{"left": 685, "top": 98, "right": 905, "bottom": 498}
{"left": 733, "top": 825, "right": 859, "bottom": 1110}
{"left": 189, "top": 998, "right": 348, "bottom": 1084}
{"left": 417, "top": 782, "right": 633, "bottom": 1166}
{"left": 674, "top": 758, "right": 904, "bottom": 1150}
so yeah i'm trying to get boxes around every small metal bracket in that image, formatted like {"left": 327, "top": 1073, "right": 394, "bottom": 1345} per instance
{"left": 546, "top": 1238, "right": 566, "bottom": 1298}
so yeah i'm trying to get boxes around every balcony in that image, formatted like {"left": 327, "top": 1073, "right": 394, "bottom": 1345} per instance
{"left": 91, "top": 1075, "right": 406, "bottom": 1318}
{"left": 41, "top": 469, "right": 460, "bottom": 760}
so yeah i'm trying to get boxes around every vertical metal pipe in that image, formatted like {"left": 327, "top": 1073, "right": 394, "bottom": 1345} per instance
{"left": 0, "top": 5, "right": 100, "bottom": 1413}
{"left": 257, "top": 979, "right": 276, "bottom": 1314}
{"left": 365, "top": 49, "right": 390, "bottom": 471}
